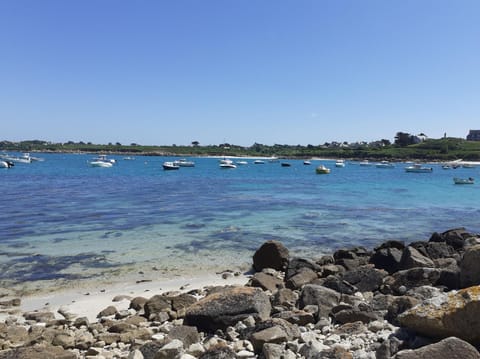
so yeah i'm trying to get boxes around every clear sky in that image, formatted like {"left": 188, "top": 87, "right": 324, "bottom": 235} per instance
{"left": 1, "top": 1, "right": 479, "bottom": 147}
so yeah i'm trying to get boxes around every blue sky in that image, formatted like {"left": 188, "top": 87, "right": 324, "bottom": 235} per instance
{"left": 1, "top": 1, "right": 479, "bottom": 146}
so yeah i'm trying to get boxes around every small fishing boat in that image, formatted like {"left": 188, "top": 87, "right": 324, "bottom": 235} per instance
{"left": 376, "top": 161, "right": 395, "bottom": 169}
{"left": 90, "top": 160, "right": 113, "bottom": 168}
{"left": 405, "top": 164, "right": 433, "bottom": 173}
{"left": 335, "top": 159, "right": 345, "bottom": 168}
{"left": 453, "top": 177, "right": 474, "bottom": 184}
{"left": 0, "top": 160, "right": 14, "bottom": 168}
{"left": 359, "top": 160, "right": 372, "bottom": 166}
{"left": 254, "top": 160, "right": 265, "bottom": 164}
{"left": 236, "top": 160, "right": 248, "bottom": 165}
{"left": 303, "top": 160, "right": 311, "bottom": 165}
{"left": 163, "top": 161, "right": 180, "bottom": 170}
{"left": 173, "top": 158, "right": 195, "bottom": 167}
{"left": 315, "top": 165, "right": 331, "bottom": 174}
{"left": 281, "top": 162, "right": 291, "bottom": 167}
{"left": 220, "top": 163, "right": 237, "bottom": 169}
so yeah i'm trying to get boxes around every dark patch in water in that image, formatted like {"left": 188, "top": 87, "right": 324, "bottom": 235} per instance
{"left": 182, "top": 223, "right": 206, "bottom": 230}
{"left": 0, "top": 253, "right": 122, "bottom": 282}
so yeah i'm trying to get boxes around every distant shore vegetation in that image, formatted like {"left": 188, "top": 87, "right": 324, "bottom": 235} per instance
{"left": 2, "top": 133, "right": 480, "bottom": 161}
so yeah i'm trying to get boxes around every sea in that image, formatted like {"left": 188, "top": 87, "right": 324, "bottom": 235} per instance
{"left": 1, "top": 153, "right": 479, "bottom": 293}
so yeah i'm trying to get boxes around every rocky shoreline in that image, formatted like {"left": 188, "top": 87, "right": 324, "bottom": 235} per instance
{"left": 2, "top": 227, "right": 480, "bottom": 358}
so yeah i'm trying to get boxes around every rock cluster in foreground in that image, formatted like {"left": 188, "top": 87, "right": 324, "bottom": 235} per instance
{"left": 2, "top": 227, "right": 480, "bottom": 358}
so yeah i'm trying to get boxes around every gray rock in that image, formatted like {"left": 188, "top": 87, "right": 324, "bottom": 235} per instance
{"left": 343, "top": 266, "right": 388, "bottom": 292}
{"left": 286, "top": 257, "right": 322, "bottom": 280}
{"left": 249, "top": 272, "right": 284, "bottom": 293}
{"left": 0, "top": 344, "right": 77, "bottom": 359}
{"left": 384, "top": 267, "right": 441, "bottom": 294}
{"left": 251, "top": 326, "right": 289, "bottom": 353}
{"left": 272, "top": 288, "right": 298, "bottom": 308}
{"left": 285, "top": 267, "right": 318, "bottom": 289}
{"left": 155, "top": 339, "right": 184, "bottom": 359}
{"left": 370, "top": 241, "right": 405, "bottom": 274}
{"left": 184, "top": 286, "right": 271, "bottom": 332}
{"left": 300, "top": 284, "right": 341, "bottom": 319}
{"left": 198, "top": 345, "right": 236, "bottom": 359}
{"left": 393, "top": 336, "right": 480, "bottom": 359}
{"left": 399, "top": 246, "right": 435, "bottom": 270}
{"left": 253, "top": 240, "right": 290, "bottom": 271}
{"left": 168, "top": 325, "right": 200, "bottom": 348}
{"left": 97, "top": 305, "right": 118, "bottom": 318}
{"left": 460, "top": 245, "right": 480, "bottom": 288}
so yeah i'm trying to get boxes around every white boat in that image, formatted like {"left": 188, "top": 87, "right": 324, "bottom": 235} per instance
{"left": 173, "top": 158, "right": 195, "bottom": 167}
{"left": 123, "top": 156, "right": 135, "bottom": 160}
{"left": 462, "top": 163, "right": 477, "bottom": 168}
{"left": 376, "top": 161, "right": 395, "bottom": 169}
{"left": 0, "top": 160, "right": 14, "bottom": 168}
{"left": 405, "top": 164, "right": 433, "bottom": 173}
{"left": 442, "top": 165, "right": 451, "bottom": 170}
{"left": 90, "top": 160, "right": 113, "bottom": 168}
{"left": 163, "top": 161, "right": 180, "bottom": 170}
{"left": 2, "top": 153, "right": 33, "bottom": 164}
{"left": 220, "top": 163, "right": 236, "bottom": 169}
{"left": 268, "top": 156, "right": 279, "bottom": 163}
{"left": 254, "top": 160, "right": 265, "bottom": 164}
{"left": 303, "top": 160, "right": 311, "bottom": 165}
{"left": 359, "top": 160, "right": 372, "bottom": 166}
{"left": 236, "top": 161, "right": 248, "bottom": 165}
{"left": 93, "top": 154, "right": 116, "bottom": 164}
{"left": 219, "top": 158, "right": 233, "bottom": 165}
{"left": 454, "top": 177, "right": 474, "bottom": 184}
{"left": 315, "top": 164, "right": 330, "bottom": 174}
{"left": 335, "top": 159, "right": 345, "bottom": 168}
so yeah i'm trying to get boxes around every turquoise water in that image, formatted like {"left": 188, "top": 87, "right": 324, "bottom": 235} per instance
{"left": 1, "top": 153, "right": 479, "bottom": 291}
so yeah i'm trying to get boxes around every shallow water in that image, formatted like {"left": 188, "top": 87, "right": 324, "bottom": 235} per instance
{"left": 1, "top": 154, "right": 478, "bottom": 292}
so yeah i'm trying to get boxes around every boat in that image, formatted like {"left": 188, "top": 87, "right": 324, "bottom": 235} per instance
{"left": 359, "top": 160, "right": 372, "bottom": 166}
{"left": 268, "top": 156, "right": 279, "bottom": 163}
{"left": 173, "top": 158, "right": 195, "bottom": 167}
{"left": 90, "top": 160, "right": 113, "bottom": 168}
{"left": 442, "top": 165, "right": 451, "bottom": 170}
{"left": 92, "top": 154, "right": 116, "bottom": 164}
{"left": 315, "top": 165, "right": 331, "bottom": 174}
{"left": 219, "top": 158, "right": 233, "bottom": 165}
{"left": 254, "top": 160, "right": 265, "bottom": 164}
{"left": 335, "top": 159, "right": 345, "bottom": 168}
{"left": 405, "top": 164, "right": 433, "bottom": 173}
{"left": 1, "top": 153, "right": 32, "bottom": 164}
{"left": 123, "top": 156, "right": 135, "bottom": 160}
{"left": 376, "top": 161, "right": 395, "bottom": 169}
{"left": 462, "top": 163, "right": 477, "bottom": 168}
{"left": 220, "top": 163, "right": 237, "bottom": 169}
{"left": 303, "top": 160, "right": 311, "bottom": 165}
{"left": 236, "top": 161, "right": 248, "bottom": 165}
{"left": 454, "top": 177, "right": 474, "bottom": 184}
{"left": 0, "top": 160, "right": 14, "bottom": 168}
{"left": 281, "top": 162, "right": 291, "bottom": 167}
{"left": 163, "top": 161, "right": 180, "bottom": 170}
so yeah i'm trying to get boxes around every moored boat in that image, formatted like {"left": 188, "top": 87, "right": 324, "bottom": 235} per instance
{"left": 405, "top": 164, "right": 433, "bottom": 173}
{"left": 281, "top": 162, "right": 291, "bottom": 167}
{"left": 0, "top": 160, "right": 14, "bottom": 168}
{"left": 220, "top": 163, "right": 237, "bottom": 169}
{"left": 453, "top": 177, "right": 474, "bottom": 184}
{"left": 303, "top": 160, "right": 311, "bottom": 165}
{"left": 315, "top": 164, "right": 331, "bottom": 174}
{"left": 173, "top": 158, "right": 195, "bottom": 167}
{"left": 335, "top": 159, "right": 345, "bottom": 168}
{"left": 359, "top": 160, "right": 372, "bottom": 166}
{"left": 376, "top": 161, "right": 394, "bottom": 169}
{"left": 163, "top": 161, "right": 180, "bottom": 170}
{"left": 254, "top": 160, "right": 265, "bottom": 164}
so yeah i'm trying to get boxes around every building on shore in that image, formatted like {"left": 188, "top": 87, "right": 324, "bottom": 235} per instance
{"left": 467, "top": 130, "right": 480, "bottom": 141}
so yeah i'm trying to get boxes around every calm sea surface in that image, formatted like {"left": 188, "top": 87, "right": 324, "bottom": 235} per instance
{"left": 1, "top": 153, "right": 479, "bottom": 292}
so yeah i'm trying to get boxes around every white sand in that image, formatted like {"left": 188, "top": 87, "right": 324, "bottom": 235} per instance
{"left": 9, "top": 273, "right": 250, "bottom": 323}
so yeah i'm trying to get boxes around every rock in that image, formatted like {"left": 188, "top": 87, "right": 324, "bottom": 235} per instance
{"left": 343, "top": 266, "right": 387, "bottom": 293}
{"left": 250, "top": 326, "right": 289, "bottom": 353}
{"left": 398, "top": 285, "right": 480, "bottom": 343}
{"left": 73, "top": 316, "right": 89, "bottom": 328}
{"left": 184, "top": 286, "right": 271, "bottom": 332}
{"left": 97, "top": 305, "right": 118, "bottom": 318}
{"left": 0, "top": 343, "right": 77, "bottom": 359}
{"left": 286, "top": 257, "right": 322, "bottom": 280}
{"left": 393, "top": 336, "right": 480, "bottom": 359}
{"left": 385, "top": 296, "right": 420, "bottom": 325}
{"left": 442, "top": 227, "right": 470, "bottom": 250}
{"left": 399, "top": 246, "right": 435, "bottom": 270}
{"left": 300, "top": 284, "right": 341, "bottom": 319}
{"left": 272, "top": 288, "right": 298, "bottom": 308}
{"left": 272, "top": 309, "right": 315, "bottom": 326}
{"left": 128, "top": 350, "right": 145, "bottom": 359}
{"left": 253, "top": 240, "right": 290, "bottom": 271}
{"left": 322, "top": 275, "right": 357, "bottom": 295}
{"left": 460, "top": 245, "right": 480, "bottom": 288}
{"left": 23, "top": 311, "right": 55, "bottom": 323}
{"left": 52, "top": 333, "right": 75, "bottom": 349}
{"left": 155, "top": 339, "right": 184, "bottom": 359}
{"left": 384, "top": 268, "right": 441, "bottom": 294}
{"left": 130, "top": 296, "right": 149, "bottom": 311}
{"left": 143, "top": 295, "right": 172, "bottom": 319}
{"left": 198, "top": 345, "right": 236, "bottom": 359}
{"left": 139, "top": 342, "right": 165, "bottom": 359}
{"left": 249, "top": 272, "right": 284, "bottom": 293}
{"left": 168, "top": 326, "right": 199, "bottom": 348}
{"left": 285, "top": 267, "right": 318, "bottom": 289}
{"left": 333, "top": 308, "right": 379, "bottom": 324}
{"left": 369, "top": 241, "right": 405, "bottom": 274}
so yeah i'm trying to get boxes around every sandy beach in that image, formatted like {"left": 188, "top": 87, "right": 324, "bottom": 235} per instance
{"left": 3, "top": 272, "right": 250, "bottom": 324}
